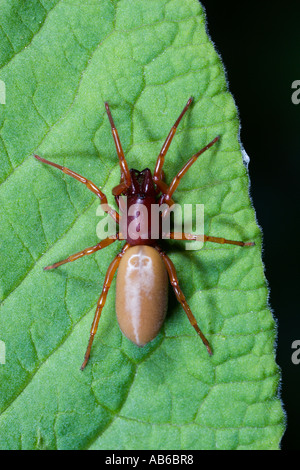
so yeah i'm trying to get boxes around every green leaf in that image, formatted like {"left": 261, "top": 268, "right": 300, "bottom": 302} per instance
{"left": 0, "top": 0, "right": 284, "bottom": 450}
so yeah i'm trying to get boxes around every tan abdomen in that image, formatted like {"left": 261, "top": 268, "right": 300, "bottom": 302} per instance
{"left": 116, "top": 245, "right": 168, "bottom": 346}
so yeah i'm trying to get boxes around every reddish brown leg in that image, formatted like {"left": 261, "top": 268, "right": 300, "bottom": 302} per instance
{"left": 44, "top": 235, "right": 119, "bottom": 270}
{"left": 162, "top": 136, "right": 220, "bottom": 204}
{"left": 153, "top": 97, "right": 193, "bottom": 194}
{"left": 105, "top": 102, "right": 132, "bottom": 196}
{"left": 168, "top": 232, "right": 255, "bottom": 247}
{"left": 34, "top": 155, "right": 119, "bottom": 224}
{"left": 81, "top": 242, "right": 130, "bottom": 370}
{"left": 155, "top": 245, "right": 212, "bottom": 355}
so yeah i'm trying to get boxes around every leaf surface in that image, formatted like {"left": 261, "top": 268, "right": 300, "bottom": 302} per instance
{"left": 0, "top": 0, "right": 284, "bottom": 450}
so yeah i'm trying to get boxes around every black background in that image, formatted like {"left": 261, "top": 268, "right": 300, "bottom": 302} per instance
{"left": 200, "top": 1, "right": 300, "bottom": 450}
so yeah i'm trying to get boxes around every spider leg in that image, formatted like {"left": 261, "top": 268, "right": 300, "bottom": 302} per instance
{"left": 155, "top": 245, "right": 212, "bottom": 355}
{"left": 81, "top": 242, "right": 131, "bottom": 370}
{"left": 162, "top": 136, "right": 220, "bottom": 204}
{"left": 167, "top": 231, "right": 255, "bottom": 247}
{"left": 34, "top": 155, "right": 119, "bottom": 223}
{"left": 105, "top": 102, "right": 132, "bottom": 196}
{"left": 153, "top": 97, "right": 193, "bottom": 194}
{"left": 44, "top": 235, "right": 119, "bottom": 270}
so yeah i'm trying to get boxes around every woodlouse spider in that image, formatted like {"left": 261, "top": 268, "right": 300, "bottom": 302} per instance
{"left": 34, "top": 97, "right": 254, "bottom": 369}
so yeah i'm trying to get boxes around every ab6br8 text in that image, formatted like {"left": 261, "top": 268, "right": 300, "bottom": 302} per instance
{"left": 105, "top": 454, "right": 194, "bottom": 466}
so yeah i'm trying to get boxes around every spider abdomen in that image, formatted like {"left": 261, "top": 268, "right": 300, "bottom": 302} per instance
{"left": 116, "top": 245, "right": 168, "bottom": 346}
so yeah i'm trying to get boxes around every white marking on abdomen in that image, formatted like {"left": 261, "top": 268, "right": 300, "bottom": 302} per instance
{"left": 124, "top": 248, "right": 154, "bottom": 344}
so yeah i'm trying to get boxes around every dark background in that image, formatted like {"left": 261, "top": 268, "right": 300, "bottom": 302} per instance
{"left": 200, "top": 1, "right": 300, "bottom": 450}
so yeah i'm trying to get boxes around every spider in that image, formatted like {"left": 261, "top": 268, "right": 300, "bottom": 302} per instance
{"left": 34, "top": 97, "right": 254, "bottom": 369}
